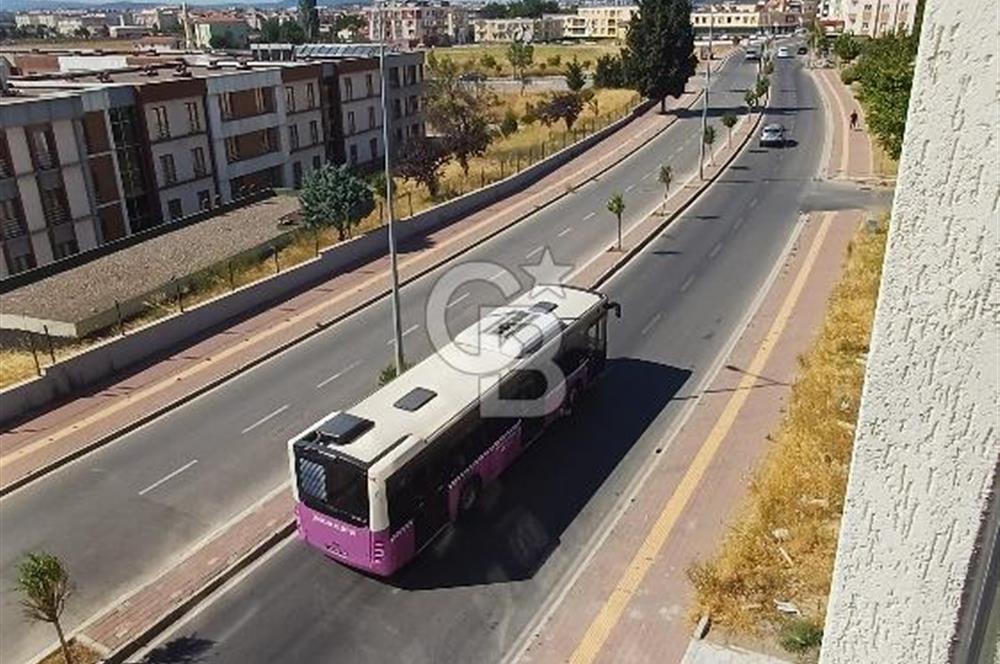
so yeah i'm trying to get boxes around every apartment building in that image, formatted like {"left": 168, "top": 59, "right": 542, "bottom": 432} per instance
{"left": 193, "top": 18, "right": 251, "bottom": 49}
{"left": 364, "top": 1, "right": 470, "bottom": 46}
{"left": 575, "top": 6, "right": 638, "bottom": 39}
{"left": 1, "top": 56, "right": 329, "bottom": 276}
{"left": 472, "top": 15, "right": 566, "bottom": 43}
{"left": 839, "top": 0, "right": 915, "bottom": 36}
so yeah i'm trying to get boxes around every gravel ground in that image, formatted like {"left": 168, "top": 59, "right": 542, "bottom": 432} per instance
{"left": 1, "top": 195, "right": 301, "bottom": 336}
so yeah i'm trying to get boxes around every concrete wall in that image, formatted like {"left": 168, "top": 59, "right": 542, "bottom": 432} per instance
{"left": 819, "top": 1, "right": 999, "bottom": 662}
{"left": 0, "top": 98, "right": 654, "bottom": 425}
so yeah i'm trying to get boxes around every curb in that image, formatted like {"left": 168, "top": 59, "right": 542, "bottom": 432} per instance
{"left": 1, "top": 59, "right": 734, "bottom": 498}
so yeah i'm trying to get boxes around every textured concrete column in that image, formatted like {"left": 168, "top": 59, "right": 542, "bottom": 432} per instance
{"left": 819, "top": 1, "right": 999, "bottom": 663}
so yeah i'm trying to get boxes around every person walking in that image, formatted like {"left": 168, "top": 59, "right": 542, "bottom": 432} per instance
{"left": 849, "top": 110, "right": 859, "bottom": 130}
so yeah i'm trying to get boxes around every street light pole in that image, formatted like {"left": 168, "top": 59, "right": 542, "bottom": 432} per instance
{"left": 699, "top": 12, "right": 713, "bottom": 180}
{"left": 378, "top": 2, "right": 405, "bottom": 374}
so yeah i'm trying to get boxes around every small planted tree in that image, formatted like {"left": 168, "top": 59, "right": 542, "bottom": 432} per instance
{"left": 500, "top": 108, "right": 519, "bottom": 136}
{"left": 658, "top": 164, "right": 673, "bottom": 199}
{"left": 721, "top": 111, "right": 737, "bottom": 147}
{"left": 703, "top": 124, "right": 717, "bottom": 166}
{"left": 744, "top": 88, "right": 758, "bottom": 112}
{"left": 564, "top": 58, "right": 586, "bottom": 93}
{"left": 755, "top": 76, "right": 770, "bottom": 101}
{"left": 607, "top": 191, "right": 626, "bottom": 251}
{"left": 299, "top": 164, "right": 375, "bottom": 241}
{"left": 537, "top": 92, "right": 585, "bottom": 131}
{"left": 506, "top": 40, "right": 534, "bottom": 88}
{"left": 16, "top": 552, "right": 74, "bottom": 664}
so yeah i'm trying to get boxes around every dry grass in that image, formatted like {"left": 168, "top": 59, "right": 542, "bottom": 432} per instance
{"left": 430, "top": 42, "right": 622, "bottom": 78}
{"left": 870, "top": 140, "right": 898, "bottom": 178}
{"left": 38, "top": 639, "right": 102, "bottom": 664}
{"left": 688, "top": 215, "right": 889, "bottom": 643}
{"left": 0, "top": 89, "right": 638, "bottom": 391}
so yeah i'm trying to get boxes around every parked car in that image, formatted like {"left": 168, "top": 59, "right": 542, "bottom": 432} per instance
{"left": 759, "top": 123, "right": 786, "bottom": 147}
{"left": 777, "top": 46, "right": 792, "bottom": 58}
{"left": 745, "top": 47, "right": 760, "bottom": 61}
{"left": 797, "top": 45, "right": 808, "bottom": 55}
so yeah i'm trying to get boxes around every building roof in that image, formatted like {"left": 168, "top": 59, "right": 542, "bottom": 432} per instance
{"left": 294, "top": 43, "right": 400, "bottom": 59}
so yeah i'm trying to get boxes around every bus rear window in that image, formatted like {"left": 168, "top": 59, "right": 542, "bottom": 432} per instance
{"left": 296, "top": 454, "right": 370, "bottom": 527}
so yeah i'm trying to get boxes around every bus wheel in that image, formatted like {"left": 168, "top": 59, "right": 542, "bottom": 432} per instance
{"left": 459, "top": 476, "right": 481, "bottom": 515}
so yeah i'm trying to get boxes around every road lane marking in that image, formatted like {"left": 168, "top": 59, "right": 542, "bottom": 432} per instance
{"left": 642, "top": 172, "right": 654, "bottom": 181}
{"left": 679, "top": 274, "right": 695, "bottom": 292}
{"left": 240, "top": 404, "right": 290, "bottom": 434}
{"left": 625, "top": 184, "right": 635, "bottom": 193}
{"left": 489, "top": 269, "right": 508, "bottom": 283}
{"left": 138, "top": 459, "right": 198, "bottom": 496}
{"left": 639, "top": 313, "right": 662, "bottom": 337}
{"left": 567, "top": 212, "right": 835, "bottom": 664}
{"left": 386, "top": 324, "right": 420, "bottom": 345}
{"left": 709, "top": 242, "right": 723, "bottom": 259}
{"left": 446, "top": 292, "right": 470, "bottom": 309}
{"left": 524, "top": 246, "right": 544, "bottom": 260}
{"left": 558, "top": 227, "right": 573, "bottom": 237}
{"left": 316, "top": 361, "right": 361, "bottom": 389}
{"left": 749, "top": 196, "right": 759, "bottom": 208}
{"left": 583, "top": 212, "right": 596, "bottom": 221}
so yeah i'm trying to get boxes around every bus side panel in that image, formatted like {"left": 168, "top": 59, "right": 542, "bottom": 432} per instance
{"left": 372, "top": 522, "right": 416, "bottom": 576}
{"left": 446, "top": 421, "right": 524, "bottom": 520}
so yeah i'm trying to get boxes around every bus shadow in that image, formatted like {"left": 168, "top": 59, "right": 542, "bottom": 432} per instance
{"left": 393, "top": 357, "right": 691, "bottom": 590}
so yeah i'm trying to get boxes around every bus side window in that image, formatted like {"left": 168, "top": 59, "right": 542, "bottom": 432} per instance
{"left": 387, "top": 467, "right": 420, "bottom": 532}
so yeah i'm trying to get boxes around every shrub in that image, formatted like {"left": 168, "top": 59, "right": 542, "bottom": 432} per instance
{"left": 500, "top": 108, "right": 519, "bottom": 136}
{"left": 778, "top": 618, "right": 823, "bottom": 653}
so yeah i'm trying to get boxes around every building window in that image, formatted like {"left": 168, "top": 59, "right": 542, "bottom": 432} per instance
{"left": 349, "top": 144, "right": 358, "bottom": 165}
{"left": 306, "top": 83, "right": 316, "bottom": 109}
{"left": 367, "top": 106, "right": 376, "bottom": 129}
{"left": 225, "top": 136, "right": 238, "bottom": 162}
{"left": 308, "top": 120, "right": 318, "bottom": 145}
{"left": 407, "top": 95, "right": 418, "bottom": 115}
{"left": 192, "top": 147, "right": 207, "bottom": 177}
{"left": 406, "top": 64, "right": 416, "bottom": 85}
{"left": 39, "top": 186, "right": 69, "bottom": 225}
{"left": 220, "top": 93, "right": 233, "bottom": 119}
{"left": 312, "top": 155, "right": 321, "bottom": 170}
{"left": 411, "top": 123, "right": 420, "bottom": 137}
{"left": 167, "top": 198, "right": 183, "bottom": 220}
{"left": 198, "top": 189, "right": 211, "bottom": 211}
{"left": 289, "top": 124, "right": 300, "bottom": 150}
{"left": 285, "top": 86, "right": 295, "bottom": 112}
{"left": 186, "top": 102, "right": 201, "bottom": 133}
{"left": 344, "top": 77, "right": 353, "bottom": 101}
{"left": 160, "top": 154, "right": 177, "bottom": 185}
{"left": 49, "top": 221, "right": 78, "bottom": 259}
{"left": 7, "top": 245, "right": 36, "bottom": 274}
{"left": 392, "top": 99, "right": 402, "bottom": 120}
{"left": 365, "top": 74, "right": 374, "bottom": 97}
{"left": 153, "top": 106, "right": 170, "bottom": 139}
{"left": 389, "top": 67, "right": 400, "bottom": 87}
{"left": 347, "top": 111, "right": 356, "bottom": 134}
{"left": 292, "top": 161, "right": 303, "bottom": 188}
{"left": 0, "top": 198, "right": 24, "bottom": 239}
{"left": 27, "top": 126, "right": 57, "bottom": 170}
{"left": 369, "top": 137, "right": 378, "bottom": 161}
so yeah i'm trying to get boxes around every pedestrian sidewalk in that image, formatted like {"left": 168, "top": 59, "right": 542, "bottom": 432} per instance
{"left": 507, "top": 67, "right": 875, "bottom": 664}
{"left": 0, "top": 58, "right": 735, "bottom": 494}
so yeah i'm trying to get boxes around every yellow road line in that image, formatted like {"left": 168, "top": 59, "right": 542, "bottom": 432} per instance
{"left": 568, "top": 211, "right": 835, "bottom": 664}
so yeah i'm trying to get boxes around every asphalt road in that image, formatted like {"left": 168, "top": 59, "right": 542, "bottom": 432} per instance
{"left": 139, "top": 54, "right": 826, "bottom": 664}
{"left": 0, "top": 55, "right": 758, "bottom": 664}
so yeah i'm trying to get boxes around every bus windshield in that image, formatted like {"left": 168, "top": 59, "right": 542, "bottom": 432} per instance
{"left": 295, "top": 452, "right": 370, "bottom": 527}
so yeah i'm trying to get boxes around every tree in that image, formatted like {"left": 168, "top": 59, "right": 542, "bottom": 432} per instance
{"left": 593, "top": 54, "right": 626, "bottom": 88}
{"left": 721, "top": 111, "right": 737, "bottom": 146}
{"left": 209, "top": 33, "right": 237, "bottom": 50}
{"left": 537, "top": 92, "right": 585, "bottom": 131}
{"left": 755, "top": 75, "right": 770, "bottom": 100}
{"left": 425, "top": 52, "right": 497, "bottom": 174}
{"left": 73, "top": 26, "right": 90, "bottom": 39}
{"left": 850, "top": 31, "right": 917, "bottom": 160}
{"left": 16, "top": 553, "right": 74, "bottom": 664}
{"left": 298, "top": 0, "right": 319, "bottom": 41}
{"left": 702, "top": 124, "right": 716, "bottom": 166}
{"left": 299, "top": 164, "right": 375, "bottom": 241}
{"left": 565, "top": 58, "right": 586, "bottom": 92}
{"left": 607, "top": 191, "right": 625, "bottom": 251}
{"left": 744, "top": 88, "right": 758, "bottom": 112}
{"left": 332, "top": 14, "right": 365, "bottom": 40}
{"left": 500, "top": 108, "right": 519, "bottom": 136}
{"left": 834, "top": 33, "right": 862, "bottom": 62}
{"left": 622, "top": 0, "right": 697, "bottom": 112}
{"left": 396, "top": 136, "right": 450, "bottom": 197}
{"left": 507, "top": 40, "right": 535, "bottom": 86}
{"left": 584, "top": 90, "right": 600, "bottom": 119}
{"left": 480, "top": 53, "right": 498, "bottom": 70}
{"left": 658, "top": 164, "right": 673, "bottom": 199}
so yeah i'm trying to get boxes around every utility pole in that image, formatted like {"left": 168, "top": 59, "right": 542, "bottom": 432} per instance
{"left": 378, "top": 1, "right": 405, "bottom": 374}
{"left": 699, "top": 11, "right": 713, "bottom": 181}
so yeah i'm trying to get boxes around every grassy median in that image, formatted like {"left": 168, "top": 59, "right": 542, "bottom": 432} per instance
{"left": 687, "top": 214, "right": 889, "bottom": 651}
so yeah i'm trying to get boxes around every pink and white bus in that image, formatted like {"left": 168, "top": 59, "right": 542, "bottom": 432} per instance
{"left": 287, "top": 286, "right": 620, "bottom": 576}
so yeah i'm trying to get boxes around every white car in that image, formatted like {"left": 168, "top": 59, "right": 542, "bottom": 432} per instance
{"left": 759, "top": 124, "right": 787, "bottom": 147}
{"left": 777, "top": 46, "right": 792, "bottom": 58}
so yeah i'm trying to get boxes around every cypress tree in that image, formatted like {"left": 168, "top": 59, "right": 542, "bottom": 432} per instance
{"left": 623, "top": 0, "right": 697, "bottom": 112}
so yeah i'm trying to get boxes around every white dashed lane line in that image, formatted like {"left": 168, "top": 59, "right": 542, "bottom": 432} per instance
{"left": 316, "top": 361, "right": 361, "bottom": 389}
{"left": 138, "top": 459, "right": 199, "bottom": 496}
{"left": 241, "top": 404, "right": 290, "bottom": 434}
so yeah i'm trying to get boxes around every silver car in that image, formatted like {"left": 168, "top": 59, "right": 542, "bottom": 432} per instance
{"left": 759, "top": 123, "right": 786, "bottom": 147}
